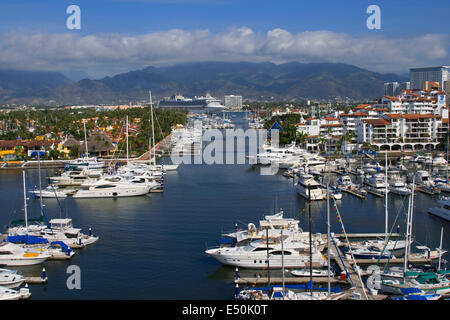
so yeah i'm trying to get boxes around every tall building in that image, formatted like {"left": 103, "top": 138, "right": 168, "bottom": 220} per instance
{"left": 384, "top": 82, "right": 399, "bottom": 96}
{"left": 444, "top": 80, "right": 450, "bottom": 107}
{"left": 384, "top": 81, "right": 410, "bottom": 96}
{"left": 409, "top": 66, "right": 450, "bottom": 90}
{"left": 224, "top": 95, "right": 242, "bottom": 109}
{"left": 399, "top": 81, "right": 410, "bottom": 92}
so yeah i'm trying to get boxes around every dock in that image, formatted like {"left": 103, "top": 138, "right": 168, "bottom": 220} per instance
{"left": 24, "top": 277, "right": 48, "bottom": 284}
{"left": 328, "top": 238, "right": 369, "bottom": 299}
{"left": 235, "top": 276, "right": 347, "bottom": 285}
{"left": 341, "top": 188, "right": 367, "bottom": 199}
{"left": 365, "top": 186, "right": 385, "bottom": 198}
{"left": 233, "top": 232, "right": 441, "bottom": 300}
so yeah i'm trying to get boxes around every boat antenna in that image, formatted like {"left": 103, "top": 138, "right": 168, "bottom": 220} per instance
{"left": 22, "top": 171, "right": 28, "bottom": 230}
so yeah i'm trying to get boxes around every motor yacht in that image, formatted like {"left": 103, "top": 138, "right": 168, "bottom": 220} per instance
{"left": 29, "top": 185, "right": 69, "bottom": 198}
{"left": 389, "top": 177, "right": 411, "bottom": 196}
{"left": 205, "top": 237, "right": 327, "bottom": 269}
{"left": 0, "top": 270, "right": 25, "bottom": 288}
{"left": 0, "top": 242, "right": 51, "bottom": 266}
{"left": 72, "top": 178, "right": 151, "bottom": 198}
{"left": 428, "top": 197, "right": 450, "bottom": 221}
{"left": 295, "top": 173, "right": 326, "bottom": 200}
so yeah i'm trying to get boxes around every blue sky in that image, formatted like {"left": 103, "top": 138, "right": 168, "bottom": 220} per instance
{"left": 0, "top": 0, "right": 448, "bottom": 78}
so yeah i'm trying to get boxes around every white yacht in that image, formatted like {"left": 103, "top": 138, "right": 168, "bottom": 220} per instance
{"left": 365, "top": 173, "right": 388, "bottom": 194}
{"left": 428, "top": 197, "right": 450, "bottom": 221}
{"left": 205, "top": 238, "right": 327, "bottom": 269}
{"left": 72, "top": 179, "right": 151, "bottom": 198}
{"left": 0, "top": 287, "right": 23, "bottom": 300}
{"left": 425, "top": 155, "right": 447, "bottom": 167}
{"left": 413, "top": 170, "right": 435, "bottom": 186}
{"left": 220, "top": 211, "right": 325, "bottom": 249}
{"left": 29, "top": 185, "right": 69, "bottom": 198}
{"left": 363, "top": 161, "right": 383, "bottom": 174}
{"left": 63, "top": 156, "right": 105, "bottom": 170}
{"left": 336, "top": 175, "right": 354, "bottom": 189}
{"left": 295, "top": 173, "right": 326, "bottom": 200}
{"left": 8, "top": 218, "right": 99, "bottom": 248}
{"left": 409, "top": 154, "right": 427, "bottom": 163}
{"left": 0, "top": 270, "right": 25, "bottom": 288}
{"left": 389, "top": 177, "right": 411, "bottom": 196}
{"left": 0, "top": 242, "right": 51, "bottom": 266}
{"left": 50, "top": 168, "right": 100, "bottom": 187}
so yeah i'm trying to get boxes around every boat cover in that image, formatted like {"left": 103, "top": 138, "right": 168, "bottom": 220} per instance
{"left": 7, "top": 235, "right": 48, "bottom": 244}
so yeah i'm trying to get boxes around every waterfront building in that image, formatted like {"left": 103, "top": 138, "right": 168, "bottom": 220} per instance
{"left": 355, "top": 113, "right": 443, "bottom": 151}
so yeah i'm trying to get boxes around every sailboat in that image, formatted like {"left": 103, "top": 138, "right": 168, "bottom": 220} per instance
{"left": 8, "top": 167, "right": 98, "bottom": 249}
{"left": 380, "top": 182, "right": 450, "bottom": 296}
{"left": 0, "top": 172, "right": 52, "bottom": 266}
{"left": 63, "top": 120, "right": 105, "bottom": 170}
{"left": 348, "top": 156, "right": 407, "bottom": 258}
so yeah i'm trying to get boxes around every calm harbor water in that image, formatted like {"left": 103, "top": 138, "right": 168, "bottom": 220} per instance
{"left": 0, "top": 112, "right": 449, "bottom": 299}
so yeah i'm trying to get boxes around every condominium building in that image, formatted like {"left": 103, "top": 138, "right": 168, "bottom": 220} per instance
{"left": 224, "top": 95, "right": 243, "bottom": 109}
{"left": 410, "top": 66, "right": 450, "bottom": 90}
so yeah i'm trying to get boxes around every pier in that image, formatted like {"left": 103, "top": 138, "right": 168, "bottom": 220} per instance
{"left": 341, "top": 188, "right": 367, "bottom": 199}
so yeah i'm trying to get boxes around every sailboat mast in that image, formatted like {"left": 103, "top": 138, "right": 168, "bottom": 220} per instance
{"left": 281, "top": 229, "right": 285, "bottom": 296}
{"left": 23, "top": 171, "right": 28, "bottom": 229}
{"left": 385, "top": 152, "right": 388, "bottom": 242}
{"left": 327, "top": 183, "right": 331, "bottom": 299}
{"left": 404, "top": 177, "right": 415, "bottom": 274}
{"left": 438, "top": 227, "right": 444, "bottom": 272}
{"left": 37, "top": 146, "right": 43, "bottom": 211}
{"left": 126, "top": 115, "right": 129, "bottom": 164}
{"left": 83, "top": 120, "right": 88, "bottom": 156}
{"left": 149, "top": 90, "right": 156, "bottom": 166}
{"left": 408, "top": 181, "right": 415, "bottom": 264}
{"left": 308, "top": 185, "right": 312, "bottom": 296}
{"left": 446, "top": 132, "right": 449, "bottom": 180}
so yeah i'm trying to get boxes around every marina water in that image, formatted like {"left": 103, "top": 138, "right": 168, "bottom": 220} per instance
{"left": 0, "top": 112, "right": 448, "bottom": 299}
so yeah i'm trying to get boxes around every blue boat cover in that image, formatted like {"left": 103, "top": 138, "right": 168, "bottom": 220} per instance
{"left": 272, "top": 291, "right": 284, "bottom": 298}
{"left": 7, "top": 235, "right": 48, "bottom": 244}
{"left": 50, "top": 241, "right": 72, "bottom": 254}
{"left": 400, "top": 287, "right": 421, "bottom": 294}
{"left": 406, "top": 295, "right": 427, "bottom": 300}
{"left": 220, "top": 238, "right": 235, "bottom": 244}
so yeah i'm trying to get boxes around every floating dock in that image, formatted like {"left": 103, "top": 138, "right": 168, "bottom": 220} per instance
{"left": 24, "top": 277, "right": 48, "bottom": 284}
{"left": 365, "top": 186, "right": 385, "bottom": 198}
{"left": 341, "top": 188, "right": 367, "bottom": 199}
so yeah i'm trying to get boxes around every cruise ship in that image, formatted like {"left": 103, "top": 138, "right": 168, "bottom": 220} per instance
{"left": 157, "top": 93, "right": 226, "bottom": 113}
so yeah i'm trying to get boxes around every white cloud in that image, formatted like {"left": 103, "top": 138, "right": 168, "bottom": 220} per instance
{"left": 0, "top": 27, "right": 448, "bottom": 78}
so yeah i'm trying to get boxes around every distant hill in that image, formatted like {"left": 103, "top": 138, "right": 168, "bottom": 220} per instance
{"left": 0, "top": 69, "right": 72, "bottom": 104}
{"left": 0, "top": 62, "right": 408, "bottom": 105}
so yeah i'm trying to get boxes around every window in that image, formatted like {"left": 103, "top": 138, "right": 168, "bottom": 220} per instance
{"left": 270, "top": 251, "right": 292, "bottom": 255}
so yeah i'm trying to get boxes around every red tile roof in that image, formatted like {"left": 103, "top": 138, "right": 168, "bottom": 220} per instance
{"left": 363, "top": 119, "right": 390, "bottom": 126}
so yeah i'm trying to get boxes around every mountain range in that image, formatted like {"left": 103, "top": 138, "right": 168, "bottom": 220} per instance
{"left": 0, "top": 62, "right": 409, "bottom": 105}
